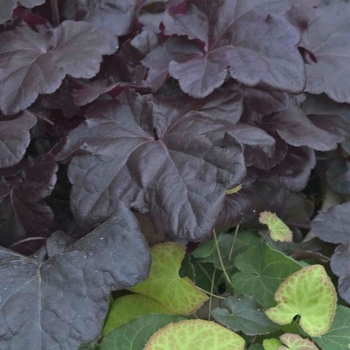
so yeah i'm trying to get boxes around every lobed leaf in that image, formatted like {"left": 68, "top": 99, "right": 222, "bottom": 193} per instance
{"left": 231, "top": 243, "right": 303, "bottom": 308}
{"left": 0, "top": 202, "right": 151, "bottom": 350}
{"left": 0, "top": 21, "right": 114, "bottom": 114}
{"left": 55, "top": 90, "right": 274, "bottom": 241}
{"left": 145, "top": 0, "right": 305, "bottom": 98}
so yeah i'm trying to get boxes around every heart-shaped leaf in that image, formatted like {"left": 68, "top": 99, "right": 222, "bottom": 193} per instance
{"left": 265, "top": 265, "right": 337, "bottom": 336}
{"left": 259, "top": 211, "right": 293, "bottom": 242}
{"left": 144, "top": 319, "right": 245, "bottom": 350}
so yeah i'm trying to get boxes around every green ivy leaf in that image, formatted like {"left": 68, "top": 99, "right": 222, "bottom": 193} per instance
{"left": 231, "top": 243, "right": 303, "bottom": 308}
{"left": 312, "top": 305, "right": 350, "bottom": 350}
{"left": 100, "top": 314, "right": 184, "bottom": 350}
{"left": 265, "top": 265, "right": 337, "bottom": 337}
{"left": 192, "top": 230, "right": 260, "bottom": 271}
{"left": 144, "top": 319, "right": 245, "bottom": 350}
{"left": 212, "top": 295, "right": 280, "bottom": 335}
{"left": 259, "top": 211, "right": 293, "bottom": 242}
{"left": 103, "top": 295, "right": 169, "bottom": 335}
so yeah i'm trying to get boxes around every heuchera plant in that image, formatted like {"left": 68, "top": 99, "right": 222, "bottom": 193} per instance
{"left": 1, "top": 0, "right": 350, "bottom": 348}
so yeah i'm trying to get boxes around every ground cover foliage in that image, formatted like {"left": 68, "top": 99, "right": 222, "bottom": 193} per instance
{"left": 1, "top": 0, "right": 350, "bottom": 349}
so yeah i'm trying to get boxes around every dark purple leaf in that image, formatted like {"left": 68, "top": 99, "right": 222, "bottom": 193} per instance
{"left": 0, "top": 0, "right": 45, "bottom": 25}
{"left": 193, "top": 86, "right": 243, "bottom": 125}
{"left": 0, "top": 111, "right": 37, "bottom": 169}
{"left": 0, "top": 21, "right": 114, "bottom": 115}
{"left": 146, "top": 0, "right": 305, "bottom": 98}
{"left": 301, "top": 2, "right": 350, "bottom": 103}
{"left": 302, "top": 94, "right": 350, "bottom": 120}
{"left": 54, "top": 90, "right": 274, "bottom": 241}
{"left": 249, "top": 180, "right": 314, "bottom": 223}
{"left": 72, "top": 78, "right": 148, "bottom": 107}
{"left": 76, "top": 0, "right": 141, "bottom": 48}
{"left": 241, "top": 86, "right": 289, "bottom": 116}
{"left": 330, "top": 242, "right": 350, "bottom": 304}
{"left": 244, "top": 132, "right": 287, "bottom": 170}
{"left": 253, "top": 146, "right": 316, "bottom": 191}
{"left": 131, "top": 29, "right": 159, "bottom": 57}
{"left": 41, "top": 79, "right": 81, "bottom": 119}
{"left": 142, "top": 36, "right": 203, "bottom": 92}
{"left": 326, "top": 158, "right": 350, "bottom": 195}
{"left": 0, "top": 203, "right": 151, "bottom": 350}
{"left": 311, "top": 202, "right": 350, "bottom": 244}
{"left": 0, "top": 156, "right": 58, "bottom": 247}
{"left": 215, "top": 189, "right": 261, "bottom": 233}
{"left": 263, "top": 99, "right": 345, "bottom": 151}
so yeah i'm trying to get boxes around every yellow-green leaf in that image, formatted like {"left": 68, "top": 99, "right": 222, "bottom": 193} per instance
{"left": 144, "top": 319, "right": 245, "bottom": 350}
{"left": 129, "top": 243, "right": 208, "bottom": 314}
{"left": 265, "top": 265, "right": 337, "bottom": 336}
{"left": 263, "top": 338, "right": 282, "bottom": 350}
{"left": 103, "top": 294, "right": 169, "bottom": 335}
{"left": 259, "top": 211, "right": 293, "bottom": 242}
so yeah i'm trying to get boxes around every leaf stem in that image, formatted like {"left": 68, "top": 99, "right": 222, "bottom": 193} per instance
{"left": 208, "top": 268, "right": 215, "bottom": 321}
{"left": 50, "top": 0, "right": 60, "bottom": 27}
{"left": 228, "top": 224, "right": 239, "bottom": 260}
{"left": 213, "top": 229, "right": 231, "bottom": 285}
{"left": 9, "top": 236, "right": 46, "bottom": 248}
{"left": 196, "top": 286, "right": 226, "bottom": 300}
